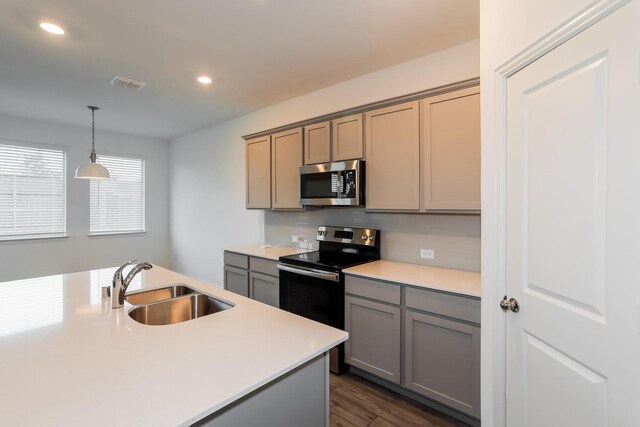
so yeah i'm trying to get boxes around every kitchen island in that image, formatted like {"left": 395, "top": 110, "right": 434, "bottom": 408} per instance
{"left": 0, "top": 265, "right": 347, "bottom": 426}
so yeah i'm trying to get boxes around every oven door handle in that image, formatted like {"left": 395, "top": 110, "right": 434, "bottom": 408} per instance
{"left": 277, "top": 264, "right": 340, "bottom": 282}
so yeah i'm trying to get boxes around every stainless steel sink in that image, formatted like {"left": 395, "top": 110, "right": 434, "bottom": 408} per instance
{"left": 125, "top": 284, "right": 197, "bottom": 306}
{"left": 128, "top": 293, "right": 233, "bottom": 326}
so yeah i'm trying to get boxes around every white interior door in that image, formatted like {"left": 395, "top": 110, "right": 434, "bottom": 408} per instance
{"left": 505, "top": 2, "right": 640, "bottom": 425}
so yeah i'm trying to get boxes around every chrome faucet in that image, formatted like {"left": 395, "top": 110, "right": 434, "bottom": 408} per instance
{"left": 111, "top": 260, "right": 153, "bottom": 309}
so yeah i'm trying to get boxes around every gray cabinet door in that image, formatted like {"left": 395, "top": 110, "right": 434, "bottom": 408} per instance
{"left": 404, "top": 310, "right": 480, "bottom": 418}
{"left": 304, "top": 121, "right": 331, "bottom": 165}
{"left": 245, "top": 135, "right": 272, "bottom": 209}
{"left": 365, "top": 101, "right": 420, "bottom": 211}
{"left": 271, "top": 127, "right": 303, "bottom": 209}
{"left": 224, "top": 265, "right": 249, "bottom": 297}
{"left": 332, "top": 114, "right": 364, "bottom": 161}
{"left": 249, "top": 271, "right": 279, "bottom": 308}
{"left": 345, "top": 295, "right": 401, "bottom": 384}
{"left": 420, "top": 87, "right": 480, "bottom": 212}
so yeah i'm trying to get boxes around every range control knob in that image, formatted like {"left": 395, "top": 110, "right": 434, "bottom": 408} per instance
{"left": 368, "top": 236, "right": 375, "bottom": 241}
{"left": 361, "top": 235, "right": 368, "bottom": 240}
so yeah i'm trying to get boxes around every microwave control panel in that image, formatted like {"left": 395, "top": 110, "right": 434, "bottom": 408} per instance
{"left": 343, "top": 171, "right": 356, "bottom": 198}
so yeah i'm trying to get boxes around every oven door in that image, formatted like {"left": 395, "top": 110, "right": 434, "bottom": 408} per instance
{"left": 277, "top": 263, "right": 343, "bottom": 329}
{"left": 278, "top": 263, "right": 347, "bottom": 374}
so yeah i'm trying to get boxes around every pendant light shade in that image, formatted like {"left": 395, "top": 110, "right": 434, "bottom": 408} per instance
{"left": 74, "top": 161, "right": 110, "bottom": 180}
{"left": 75, "top": 106, "right": 110, "bottom": 180}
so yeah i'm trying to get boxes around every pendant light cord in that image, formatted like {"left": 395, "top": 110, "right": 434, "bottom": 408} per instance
{"left": 91, "top": 107, "right": 96, "bottom": 153}
{"left": 87, "top": 106, "right": 99, "bottom": 163}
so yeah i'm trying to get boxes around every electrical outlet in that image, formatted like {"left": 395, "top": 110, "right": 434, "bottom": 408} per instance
{"left": 420, "top": 249, "right": 435, "bottom": 260}
{"left": 291, "top": 235, "right": 300, "bottom": 243}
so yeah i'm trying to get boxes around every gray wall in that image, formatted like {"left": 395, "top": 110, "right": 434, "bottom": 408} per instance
{"left": 0, "top": 113, "right": 171, "bottom": 282}
{"left": 265, "top": 209, "right": 480, "bottom": 272}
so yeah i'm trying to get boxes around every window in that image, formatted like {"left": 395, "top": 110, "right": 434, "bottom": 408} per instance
{"left": 0, "top": 142, "right": 66, "bottom": 241}
{"left": 90, "top": 155, "right": 145, "bottom": 235}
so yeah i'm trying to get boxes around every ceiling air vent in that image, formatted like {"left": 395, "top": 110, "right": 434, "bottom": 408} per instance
{"left": 110, "top": 76, "right": 147, "bottom": 90}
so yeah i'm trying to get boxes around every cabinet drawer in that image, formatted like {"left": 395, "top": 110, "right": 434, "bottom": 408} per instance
{"left": 224, "top": 251, "right": 249, "bottom": 269}
{"left": 250, "top": 257, "right": 278, "bottom": 277}
{"left": 345, "top": 275, "right": 401, "bottom": 305}
{"left": 405, "top": 286, "right": 480, "bottom": 324}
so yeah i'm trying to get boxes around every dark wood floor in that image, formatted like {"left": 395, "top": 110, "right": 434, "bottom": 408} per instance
{"left": 329, "top": 372, "right": 468, "bottom": 427}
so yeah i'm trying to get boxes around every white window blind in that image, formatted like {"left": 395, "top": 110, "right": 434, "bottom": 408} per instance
{"left": 90, "top": 155, "right": 145, "bottom": 235}
{"left": 0, "top": 143, "right": 66, "bottom": 241}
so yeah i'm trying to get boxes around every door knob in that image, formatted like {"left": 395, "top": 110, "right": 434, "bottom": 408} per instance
{"left": 500, "top": 295, "right": 520, "bottom": 313}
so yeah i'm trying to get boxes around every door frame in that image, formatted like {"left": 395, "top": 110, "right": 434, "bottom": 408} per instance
{"left": 481, "top": 0, "right": 631, "bottom": 425}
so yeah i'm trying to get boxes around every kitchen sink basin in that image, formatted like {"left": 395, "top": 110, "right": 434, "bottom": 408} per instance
{"left": 125, "top": 284, "right": 197, "bottom": 306}
{"left": 128, "top": 293, "right": 233, "bottom": 326}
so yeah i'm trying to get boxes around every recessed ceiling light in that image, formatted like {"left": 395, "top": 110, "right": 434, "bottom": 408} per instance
{"left": 197, "top": 76, "right": 213, "bottom": 85}
{"left": 39, "top": 22, "right": 65, "bottom": 35}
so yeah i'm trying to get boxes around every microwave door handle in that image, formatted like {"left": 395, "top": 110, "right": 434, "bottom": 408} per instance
{"left": 277, "top": 264, "right": 340, "bottom": 282}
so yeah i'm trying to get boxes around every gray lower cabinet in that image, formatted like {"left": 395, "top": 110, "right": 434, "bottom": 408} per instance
{"left": 344, "top": 274, "right": 480, "bottom": 420}
{"left": 404, "top": 310, "right": 480, "bottom": 419}
{"left": 345, "top": 295, "right": 401, "bottom": 384}
{"left": 224, "top": 265, "right": 249, "bottom": 297}
{"left": 249, "top": 271, "right": 279, "bottom": 308}
{"left": 223, "top": 251, "right": 279, "bottom": 307}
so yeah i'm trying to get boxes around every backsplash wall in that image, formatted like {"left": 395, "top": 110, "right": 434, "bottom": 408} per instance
{"left": 264, "top": 208, "right": 480, "bottom": 272}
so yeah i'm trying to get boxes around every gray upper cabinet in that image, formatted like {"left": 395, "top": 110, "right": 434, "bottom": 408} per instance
{"left": 271, "top": 127, "right": 303, "bottom": 209}
{"left": 365, "top": 101, "right": 420, "bottom": 211}
{"left": 404, "top": 310, "right": 480, "bottom": 418}
{"left": 332, "top": 114, "right": 364, "bottom": 162}
{"left": 421, "top": 87, "right": 480, "bottom": 211}
{"left": 244, "top": 82, "right": 480, "bottom": 214}
{"left": 304, "top": 115, "right": 364, "bottom": 165}
{"left": 245, "top": 135, "right": 272, "bottom": 209}
{"left": 304, "top": 121, "right": 331, "bottom": 165}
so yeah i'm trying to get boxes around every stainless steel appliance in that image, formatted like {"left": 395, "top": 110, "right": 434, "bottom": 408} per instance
{"left": 278, "top": 225, "right": 381, "bottom": 374}
{"left": 299, "top": 160, "right": 365, "bottom": 206}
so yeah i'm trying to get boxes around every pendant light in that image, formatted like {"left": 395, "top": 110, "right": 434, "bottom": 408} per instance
{"left": 75, "top": 106, "right": 110, "bottom": 180}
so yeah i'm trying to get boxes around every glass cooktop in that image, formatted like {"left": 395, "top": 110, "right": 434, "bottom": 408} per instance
{"left": 279, "top": 251, "right": 376, "bottom": 272}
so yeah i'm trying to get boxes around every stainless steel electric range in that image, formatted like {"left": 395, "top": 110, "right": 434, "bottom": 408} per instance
{"left": 277, "top": 225, "right": 381, "bottom": 374}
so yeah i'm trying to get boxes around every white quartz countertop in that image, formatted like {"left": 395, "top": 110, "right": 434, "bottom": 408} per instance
{"left": 344, "top": 260, "right": 481, "bottom": 298}
{"left": 0, "top": 265, "right": 347, "bottom": 426}
{"left": 225, "top": 245, "right": 311, "bottom": 261}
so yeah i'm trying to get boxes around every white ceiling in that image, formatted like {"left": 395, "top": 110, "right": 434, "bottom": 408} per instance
{"left": 0, "top": 0, "right": 479, "bottom": 140}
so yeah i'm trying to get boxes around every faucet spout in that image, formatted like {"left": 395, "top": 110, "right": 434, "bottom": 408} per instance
{"left": 111, "top": 261, "right": 153, "bottom": 309}
{"left": 124, "top": 262, "right": 152, "bottom": 291}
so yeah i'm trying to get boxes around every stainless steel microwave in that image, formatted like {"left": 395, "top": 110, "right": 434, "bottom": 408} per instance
{"left": 300, "top": 160, "right": 365, "bottom": 206}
